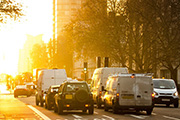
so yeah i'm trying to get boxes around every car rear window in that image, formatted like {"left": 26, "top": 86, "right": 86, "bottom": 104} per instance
{"left": 64, "top": 83, "right": 88, "bottom": 92}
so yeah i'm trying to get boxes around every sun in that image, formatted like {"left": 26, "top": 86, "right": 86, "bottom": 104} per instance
{"left": 0, "top": 0, "right": 53, "bottom": 76}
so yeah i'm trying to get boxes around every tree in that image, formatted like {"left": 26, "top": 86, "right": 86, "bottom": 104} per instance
{"left": 30, "top": 43, "right": 48, "bottom": 70}
{"left": 125, "top": 0, "right": 180, "bottom": 84}
{"left": 0, "top": 0, "right": 23, "bottom": 23}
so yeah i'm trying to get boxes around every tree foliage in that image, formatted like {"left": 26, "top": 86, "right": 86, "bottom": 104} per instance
{"left": 0, "top": 0, "right": 23, "bottom": 23}
{"left": 30, "top": 43, "right": 48, "bottom": 69}
{"left": 63, "top": 0, "right": 180, "bottom": 83}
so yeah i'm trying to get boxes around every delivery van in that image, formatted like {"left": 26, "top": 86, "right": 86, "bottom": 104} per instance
{"left": 103, "top": 73, "right": 154, "bottom": 114}
{"left": 90, "top": 67, "right": 128, "bottom": 108}
{"left": 35, "top": 69, "right": 67, "bottom": 106}
{"left": 153, "top": 78, "right": 179, "bottom": 108}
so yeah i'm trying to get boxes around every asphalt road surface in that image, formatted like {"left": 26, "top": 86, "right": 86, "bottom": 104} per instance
{"left": 0, "top": 94, "right": 180, "bottom": 120}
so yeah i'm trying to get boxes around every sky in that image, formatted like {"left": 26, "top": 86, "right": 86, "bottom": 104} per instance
{"left": 0, "top": 0, "right": 52, "bottom": 76}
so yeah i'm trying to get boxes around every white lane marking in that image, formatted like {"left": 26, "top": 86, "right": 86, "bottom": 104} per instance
{"left": 102, "top": 115, "right": 115, "bottom": 120}
{"left": 163, "top": 115, "right": 180, "bottom": 120}
{"left": 152, "top": 112, "right": 157, "bottom": 115}
{"left": 94, "top": 111, "right": 98, "bottom": 114}
{"left": 27, "top": 105, "right": 51, "bottom": 120}
{"left": 130, "top": 115, "right": 145, "bottom": 119}
{"left": 72, "top": 114, "right": 82, "bottom": 119}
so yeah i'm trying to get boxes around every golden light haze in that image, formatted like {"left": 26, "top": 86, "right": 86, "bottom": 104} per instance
{"left": 0, "top": 0, "right": 52, "bottom": 76}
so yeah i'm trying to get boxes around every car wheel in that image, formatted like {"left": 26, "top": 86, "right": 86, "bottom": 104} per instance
{"left": 54, "top": 102, "right": 58, "bottom": 113}
{"left": 88, "top": 105, "right": 94, "bottom": 115}
{"left": 146, "top": 108, "right": 153, "bottom": 115}
{"left": 14, "top": 94, "right": 17, "bottom": 98}
{"left": 57, "top": 102, "right": 63, "bottom": 115}
{"left": 112, "top": 104, "right": 118, "bottom": 114}
{"left": 174, "top": 100, "right": 179, "bottom": 108}
{"left": 36, "top": 95, "right": 39, "bottom": 106}
{"left": 47, "top": 101, "right": 52, "bottom": 110}
{"left": 40, "top": 97, "right": 44, "bottom": 107}
{"left": 75, "top": 89, "right": 89, "bottom": 103}
{"left": 104, "top": 100, "right": 109, "bottom": 111}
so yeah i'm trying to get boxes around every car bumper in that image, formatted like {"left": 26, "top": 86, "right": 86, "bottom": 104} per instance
{"left": 61, "top": 101, "right": 94, "bottom": 110}
{"left": 154, "top": 96, "right": 179, "bottom": 104}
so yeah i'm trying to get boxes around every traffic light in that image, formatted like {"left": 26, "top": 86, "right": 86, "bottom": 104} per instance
{"left": 84, "top": 62, "right": 87, "bottom": 72}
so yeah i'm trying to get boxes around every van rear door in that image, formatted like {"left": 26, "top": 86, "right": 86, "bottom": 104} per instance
{"left": 119, "top": 76, "right": 136, "bottom": 106}
{"left": 135, "top": 76, "right": 152, "bottom": 106}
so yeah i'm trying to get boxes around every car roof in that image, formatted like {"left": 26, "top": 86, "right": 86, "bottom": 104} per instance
{"left": 65, "top": 81, "right": 87, "bottom": 84}
{"left": 50, "top": 85, "right": 60, "bottom": 88}
{"left": 16, "top": 85, "right": 26, "bottom": 89}
{"left": 153, "top": 78, "right": 174, "bottom": 81}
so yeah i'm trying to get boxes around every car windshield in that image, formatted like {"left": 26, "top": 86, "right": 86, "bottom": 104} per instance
{"left": 153, "top": 80, "right": 176, "bottom": 89}
{"left": 64, "top": 83, "right": 88, "bottom": 92}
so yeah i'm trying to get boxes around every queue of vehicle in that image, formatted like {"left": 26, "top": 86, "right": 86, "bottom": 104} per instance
{"left": 14, "top": 67, "right": 179, "bottom": 115}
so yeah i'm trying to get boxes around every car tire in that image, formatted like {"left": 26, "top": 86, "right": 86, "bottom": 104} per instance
{"left": 14, "top": 94, "right": 17, "bottom": 98}
{"left": 112, "top": 104, "right": 118, "bottom": 114}
{"left": 57, "top": 102, "right": 63, "bottom": 115}
{"left": 54, "top": 103, "right": 58, "bottom": 113}
{"left": 88, "top": 105, "right": 94, "bottom": 115}
{"left": 36, "top": 95, "right": 39, "bottom": 106}
{"left": 40, "top": 97, "right": 44, "bottom": 107}
{"left": 174, "top": 100, "right": 179, "bottom": 108}
{"left": 104, "top": 100, "right": 109, "bottom": 111}
{"left": 146, "top": 108, "right": 153, "bottom": 115}
{"left": 75, "top": 89, "right": 89, "bottom": 103}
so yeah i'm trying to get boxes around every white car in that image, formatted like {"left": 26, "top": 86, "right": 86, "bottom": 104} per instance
{"left": 153, "top": 79, "right": 179, "bottom": 108}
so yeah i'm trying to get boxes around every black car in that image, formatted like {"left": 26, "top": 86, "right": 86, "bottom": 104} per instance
{"left": 54, "top": 81, "right": 94, "bottom": 114}
{"left": 14, "top": 85, "right": 31, "bottom": 98}
{"left": 45, "top": 85, "right": 60, "bottom": 110}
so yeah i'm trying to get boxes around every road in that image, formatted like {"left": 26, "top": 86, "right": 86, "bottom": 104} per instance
{"left": 0, "top": 94, "right": 180, "bottom": 120}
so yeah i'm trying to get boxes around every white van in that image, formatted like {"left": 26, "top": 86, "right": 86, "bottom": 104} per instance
{"left": 104, "top": 73, "right": 154, "bottom": 114}
{"left": 153, "top": 78, "right": 179, "bottom": 108}
{"left": 91, "top": 67, "right": 128, "bottom": 108}
{"left": 35, "top": 69, "right": 67, "bottom": 106}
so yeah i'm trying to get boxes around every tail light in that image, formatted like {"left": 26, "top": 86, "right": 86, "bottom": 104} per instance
{"left": 99, "top": 91, "right": 102, "bottom": 98}
{"left": 116, "top": 93, "right": 119, "bottom": 101}
{"left": 151, "top": 93, "right": 155, "bottom": 98}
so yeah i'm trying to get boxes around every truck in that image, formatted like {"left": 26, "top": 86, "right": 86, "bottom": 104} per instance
{"left": 90, "top": 67, "right": 128, "bottom": 108}
{"left": 35, "top": 69, "right": 67, "bottom": 107}
{"left": 103, "top": 73, "right": 154, "bottom": 114}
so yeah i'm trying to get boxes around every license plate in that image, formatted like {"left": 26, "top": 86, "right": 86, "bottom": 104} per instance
{"left": 65, "top": 95, "right": 72, "bottom": 99}
{"left": 162, "top": 99, "right": 170, "bottom": 101}
{"left": 121, "top": 94, "right": 134, "bottom": 99}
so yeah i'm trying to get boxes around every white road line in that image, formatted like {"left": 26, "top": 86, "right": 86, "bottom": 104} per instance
{"left": 94, "top": 111, "right": 98, "bottom": 114}
{"left": 72, "top": 114, "right": 82, "bottom": 119}
{"left": 27, "top": 105, "right": 51, "bottom": 120}
{"left": 130, "top": 115, "right": 145, "bottom": 119}
{"left": 152, "top": 112, "right": 157, "bottom": 115}
{"left": 163, "top": 115, "right": 180, "bottom": 120}
{"left": 102, "top": 115, "right": 115, "bottom": 120}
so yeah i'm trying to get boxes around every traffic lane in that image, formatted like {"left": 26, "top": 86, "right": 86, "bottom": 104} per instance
{"left": 18, "top": 96, "right": 180, "bottom": 120}
{"left": 0, "top": 94, "right": 42, "bottom": 119}
{"left": 153, "top": 105, "right": 180, "bottom": 118}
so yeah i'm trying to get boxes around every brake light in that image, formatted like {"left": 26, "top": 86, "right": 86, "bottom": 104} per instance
{"left": 116, "top": 93, "right": 119, "bottom": 101}
{"left": 151, "top": 93, "right": 155, "bottom": 98}
{"left": 99, "top": 91, "right": 102, "bottom": 98}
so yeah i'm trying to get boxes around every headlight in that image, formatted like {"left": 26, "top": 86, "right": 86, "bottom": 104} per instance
{"left": 173, "top": 91, "right": 178, "bottom": 96}
{"left": 153, "top": 91, "right": 158, "bottom": 96}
